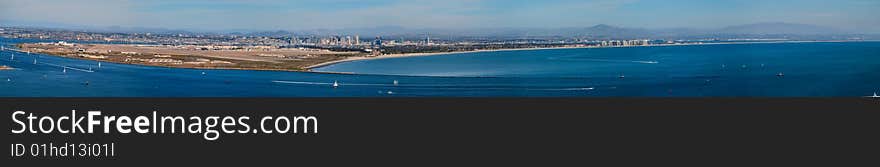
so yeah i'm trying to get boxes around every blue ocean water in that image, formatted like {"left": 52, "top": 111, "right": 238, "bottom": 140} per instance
{"left": 2, "top": 37, "right": 879, "bottom": 97}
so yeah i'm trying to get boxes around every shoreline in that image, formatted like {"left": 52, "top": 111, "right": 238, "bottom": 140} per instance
{"left": 304, "top": 40, "right": 874, "bottom": 70}
{"left": 8, "top": 39, "right": 875, "bottom": 74}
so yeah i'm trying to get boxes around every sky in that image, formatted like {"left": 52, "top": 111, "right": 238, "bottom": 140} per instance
{"left": 1, "top": 0, "right": 878, "bottom": 32}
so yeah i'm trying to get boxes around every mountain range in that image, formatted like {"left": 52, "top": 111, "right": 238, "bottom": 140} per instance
{"left": 244, "top": 22, "right": 856, "bottom": 39}
{"left": 1, "top": 20, "right": 866, "bottom": 39}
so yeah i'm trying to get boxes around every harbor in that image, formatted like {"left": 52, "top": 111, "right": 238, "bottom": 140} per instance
{"left": 2, "top": 37, "right": 879, "bottom": 97}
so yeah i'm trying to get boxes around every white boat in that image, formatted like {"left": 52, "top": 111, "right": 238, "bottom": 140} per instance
{"left": 63, "top": 67, "right": 67, "bottom": 73}
{"left": 201, "top": 72, "right": 206, "bottom": 75}
{"left": 618, "top": 74, "right": 625, "bottom": 79}
{"left": 10, "top": 54, "right": 13, "bottom": 61}
{"left": 33, "top": 58, "right": 37, "bottom": 64}
{"left": 98, "top": 62, "right": 102, "bottom": 68}
{"left": 776, "top": 72, "right": 784, "bottom": 77}
{"left": 866, "top": 92, "right": 880, "bottom": 98}
{"left": 333, "top": 80, "right": 339, "bottom": 88}
{"left": 393, "top": 80, "right": 399, "bottom": 86}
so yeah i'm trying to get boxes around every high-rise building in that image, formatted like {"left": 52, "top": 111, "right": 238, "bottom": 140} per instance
{"left": 424, "top": 33, "right": 431, "bottom": 45}
{"left": 354, "top": 35, "right": 360, "bottom": 45}
{"left": 289, "top": 35, "right": 298, "bottom": 46}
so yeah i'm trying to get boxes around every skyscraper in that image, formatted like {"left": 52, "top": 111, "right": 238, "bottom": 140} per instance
{"left": 424, "top": 33, "right": 431, "bottom": 45}
{"left": 354, "top": 35, "right": 360, "bottom": 45}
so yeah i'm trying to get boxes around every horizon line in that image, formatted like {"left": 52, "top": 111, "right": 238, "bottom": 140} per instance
{"left": 0, "top": 20, "right": 865, "bottom": 34}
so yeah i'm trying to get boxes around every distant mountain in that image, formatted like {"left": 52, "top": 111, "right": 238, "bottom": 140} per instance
{"left": 567, "top": 24, "right": 653, "bottom": 39}
{"left": 0, "top": 20, "right": 190, "bottom": 35}
{"left": 717, "top": 22, "right": 844, "bottom": 35}
{"left": 556, "top": 22, "right": 853, "bottom": 39}
{"left": 3, "top": 20, "right": 866, "bottom": 40}
{"left": 0, "top": 19, "right": 83, "bottom": 29}
{"left": 98, "top": 26, "right": 196, "bottom": 35}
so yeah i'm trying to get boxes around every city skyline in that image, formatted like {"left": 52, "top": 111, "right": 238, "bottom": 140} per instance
{"left": 1, "top": 0, "right": 879, "bottom": 33}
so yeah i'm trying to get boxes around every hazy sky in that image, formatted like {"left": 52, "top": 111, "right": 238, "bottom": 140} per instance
{"left": 1, "top": 0, "right": 878, "bottom": 32}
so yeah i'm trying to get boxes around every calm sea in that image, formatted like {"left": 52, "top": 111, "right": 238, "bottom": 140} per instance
{"left": 2, "top": 37, "right": 879, "bottom": 97}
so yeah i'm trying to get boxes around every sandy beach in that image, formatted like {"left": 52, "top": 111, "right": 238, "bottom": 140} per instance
{"left": 305, "top": 40, "right": 865, "bottom": 70}
{"left": 305, "top": 47, "right": 554, "bottom": 69}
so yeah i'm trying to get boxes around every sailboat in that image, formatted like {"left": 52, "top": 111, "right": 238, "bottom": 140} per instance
{"left": 63, "top": 67, "right": 67, "bottom": 73}
{"left": 393, "top": 80, "right": 399, "bottom": 86}
{"left": 10, "top": 53, "right": 14, "bottom": 61}
{"left": 98, "top": 62, "right": 102, "bottom": 68}
{"left": 332, "top": 80, "right": 339, "bottom": 88}
{"left": 33, "top": 58, "right": 37, "bottom": 65}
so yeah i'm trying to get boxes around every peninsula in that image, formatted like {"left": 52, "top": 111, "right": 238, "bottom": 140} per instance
{"left": 4, "top": 26, "right": 876, "bottom": 72}
{"left": 18, "top": 42, "right": 362, "bottom": 71}
{"left": 15, "top": 40, "right": 660, "bottom": 71}
{"left": 17, "top": 39, "right": 874, "bottom": 72}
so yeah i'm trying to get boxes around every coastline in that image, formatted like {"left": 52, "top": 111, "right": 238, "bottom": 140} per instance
{"left": 304, "top": 40, "right": 873, "bottom": 70}
{"left": 8, "top": 39, "right": 874, "bottom": 73}
{"left": 304, "top": 47, "right": 578, "bottom": 70}
{"left": 4, "top": 45, "right": 359, "bottom": 74}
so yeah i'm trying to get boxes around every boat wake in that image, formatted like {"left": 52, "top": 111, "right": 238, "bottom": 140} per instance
{"left": 548, "top": 56, "right": 659, "bottom": 64}
{"left": 272, "top": 80, "right": 595, "bottom": 91}
{"left": 38, "top": 62, "right": 95, "bottom": 73}
{"left": 0, "top": 54, "right": 96, "bottom": 73}
{"left": 272, "top": 80, "right": 389, "bottom": 86}
{"left": 271, "top": 80, "right": 332, "bottom": 85}
{"left": 633, "top": 60, "right": 660, "bottom": 64}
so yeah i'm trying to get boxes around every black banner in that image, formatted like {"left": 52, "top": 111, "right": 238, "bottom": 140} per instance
{"left": 2, "top": 98, "right": 879, "bottom": 166}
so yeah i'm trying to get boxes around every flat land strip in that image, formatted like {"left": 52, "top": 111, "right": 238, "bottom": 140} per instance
{"left": 19, "top": 43, "right": 364, "bottom": 71}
